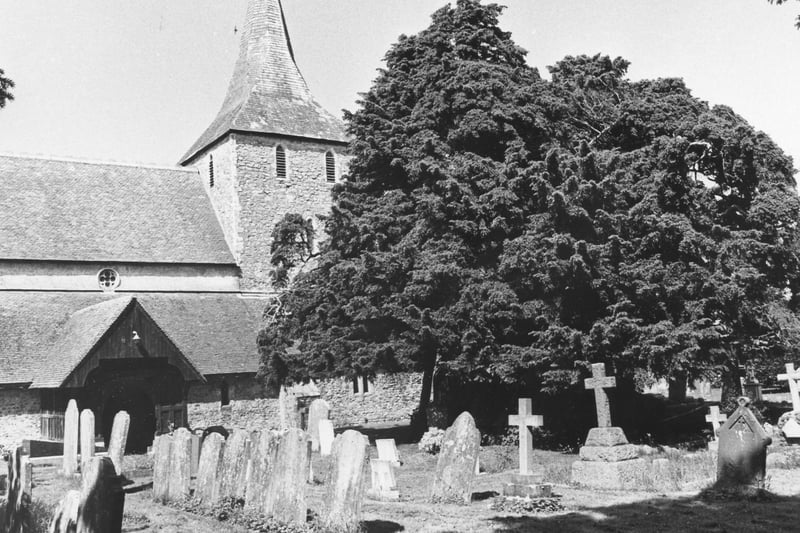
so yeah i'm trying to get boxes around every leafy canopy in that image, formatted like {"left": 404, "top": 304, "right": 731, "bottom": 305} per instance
{"left": 259, "top": 0, "right": 800, "bottom": 398}
{"left": 0, "top": 68, "right": 13, "bottom": 108}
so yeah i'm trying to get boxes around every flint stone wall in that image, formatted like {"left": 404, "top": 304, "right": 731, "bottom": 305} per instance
{"left": 187, "top": 377, "right": 280, "bottom": 430}
{"left": 0, "top": 390, "right": 40, "bottom": 449}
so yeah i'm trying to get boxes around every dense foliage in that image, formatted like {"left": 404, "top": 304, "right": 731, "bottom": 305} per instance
{"left": 0, "top": 68, "right": 13, "bottom": 108}
{"left": 259, "top": 0, "right": 800, "bottom": 414}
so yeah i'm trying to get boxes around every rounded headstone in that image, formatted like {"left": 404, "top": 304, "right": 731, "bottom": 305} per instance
{"left": 195, "top": 432, "right": 226, "bottom": 506}
{"left": 429, "top": 411, "right": 481, "bottom": 504}
{"left": 321, "top": 430, "right": 369, "bottom": 531}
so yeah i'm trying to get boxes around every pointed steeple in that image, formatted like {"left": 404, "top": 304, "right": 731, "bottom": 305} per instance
{"left": 180, "top": 0, "right": 347, "bottom": 165}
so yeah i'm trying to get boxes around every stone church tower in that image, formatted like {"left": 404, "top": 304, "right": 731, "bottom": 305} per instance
{"left": 180, "top": 0, "right": 349, "bottom": 292}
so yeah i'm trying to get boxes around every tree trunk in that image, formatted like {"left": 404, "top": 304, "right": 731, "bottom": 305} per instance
{"left": 720, "top": 366, "right": 743, "bottom": 414}
{"left": 668, "top": 372, "right": 687, "bottom": 402}
{"left": 410, "top": 354, "right": 436, "bottom": 434}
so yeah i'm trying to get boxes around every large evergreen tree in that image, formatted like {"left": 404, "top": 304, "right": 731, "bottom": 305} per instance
{"left": 0, "top": 68, "right": 14, "bottom": 108}
{"left": 260, "top": 0, "right": 800, "bottom": 421}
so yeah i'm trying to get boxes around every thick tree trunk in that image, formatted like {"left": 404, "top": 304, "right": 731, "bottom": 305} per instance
{"left": 720, "top": 366, "right": 743, "bottom": 414}
{"left": 411, "top": 354, "right": 436, "bottom": 434}
{"left": 668, "top": 372, "right": 687, "bottom": 402}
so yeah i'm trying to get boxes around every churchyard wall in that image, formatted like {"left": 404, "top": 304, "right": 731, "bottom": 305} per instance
{"left": 0, "top": 389, "right": 40, "bottom": 449}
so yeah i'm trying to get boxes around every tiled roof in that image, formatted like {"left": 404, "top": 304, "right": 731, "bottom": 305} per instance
{"left": 0, "top": 292, "right": 266, "bottom": 386}
{"left": 179, "top": 0, "right": 348, "bottom": 165}
{"left": 0, "top": 155, "right": 235, "bottom": 264}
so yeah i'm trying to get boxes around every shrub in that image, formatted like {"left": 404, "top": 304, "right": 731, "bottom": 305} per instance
{"left": 418, "top": 427, "right": 445, "bottom": 454}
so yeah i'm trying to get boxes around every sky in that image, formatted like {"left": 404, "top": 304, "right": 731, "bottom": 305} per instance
{"left": 0, "top": 1, "right": 798, "bottom": 170}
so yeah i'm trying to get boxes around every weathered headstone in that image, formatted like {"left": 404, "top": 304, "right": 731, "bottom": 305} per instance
{"left": 218, "top": 429, "right": 250, "bottom": 501}
{"left": 319, "top": 419, "right": 335, "bottom": 456}
{"left": 63, "top": 399, "right": 79, "bottom": 476}
{"left": 166, "top": 428, "right": 192, "bottom": 502}
{"left": 571, "top": 363, "right": 647, "bottom": 490}
{"left": 152, "top": 434, "right": 172, "bottom": 502}
{"left": 194, "top": 432, "right": 225, "bottom": 506}
{"left": 107, "top": 411, "right": 130, "bottom": 477}
{"left": 78, "top": 456, "right": 125, "bottom": 533}
{"left": 245, "top": 431, "right": 279, "bottom": 513}
{"left": 48, "top": 490, "right": 80, "bottom": 533}
{"left": 367, "top": 459, "right": 399, "bottom": 501}
{"left": 429, "top": 411, "right": 481, "bottom": 504}
{"left": 279, "top": 386, "right": 301, "bottom": 430}
{"left": 375, "top": 438, "right": 401, "bottom": 467}
{"left": 503, "top": 398, "right": 550, "bottom": 498}
{"left": 4, "top": 446, "right": 31, "bottom": 533}
{"left": 307, "top": 398, "right": 331, "bottom": 452}
{"left": 321, "top": 430, "right": 369, "bottom": 532}
{"left": 190, "top": 433, "right": 201, "bottom": 477}
{"left": 716, "top": 397, "right": 772, "bottom": 491}
{"left": 262, "top": 428, "right": 308, "bottom": 525}
{"left": 80, "top": 409, "right": 95, "bottom": 474}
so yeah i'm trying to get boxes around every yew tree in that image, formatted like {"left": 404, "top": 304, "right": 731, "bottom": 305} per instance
{"left": 259, "top": 0, "right": 800, "bottom": 420}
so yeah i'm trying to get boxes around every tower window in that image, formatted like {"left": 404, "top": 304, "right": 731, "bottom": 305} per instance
{"left": 276, "top": 145, "right": 287, "bottom": 180}
{"left": 209, "top": 155, "right": 215, "bottom": 188}
{"left": 325, "top": 151, "right": 335, "bottom": 182}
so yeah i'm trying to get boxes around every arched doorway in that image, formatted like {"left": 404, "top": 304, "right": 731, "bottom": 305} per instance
{"left": 101, "top": 384, "right": 156, "bottom": 454}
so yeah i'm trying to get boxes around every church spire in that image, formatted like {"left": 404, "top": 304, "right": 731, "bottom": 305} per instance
{"left": 180, "top": 0, "right": 347, "bottom": 165}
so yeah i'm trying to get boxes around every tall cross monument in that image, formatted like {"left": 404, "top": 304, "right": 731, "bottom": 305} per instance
{"left": 507, "top": 398, "right": 543, "bottom": 476}
{"left": 584, "top": 363, "right": 616, "bottom": 427}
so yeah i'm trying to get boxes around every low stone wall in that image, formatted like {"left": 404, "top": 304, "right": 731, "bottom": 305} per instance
{"left": 319, "top": 373, "right": 423, "bottom": 427}
{"left": 0, "top": 389, "right": 41, "bottom": 450}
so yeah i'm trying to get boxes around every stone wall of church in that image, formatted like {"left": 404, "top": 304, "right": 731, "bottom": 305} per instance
{"left": 195, "top": 133, "right": 350, "bottom": 293}
{"left": 187, "top": 376, "right": 281, "bottom": 431}
{"left": 0, "top": 389, "right": 41, "bottom": 449}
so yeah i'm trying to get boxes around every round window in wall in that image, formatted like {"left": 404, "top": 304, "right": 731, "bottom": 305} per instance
{"left": 97, "top": 268, "right": 120, "bottom": 291}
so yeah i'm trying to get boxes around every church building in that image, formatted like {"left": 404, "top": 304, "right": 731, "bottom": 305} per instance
{"left": 0, "top": 0, "right": 422, "bottom": 453}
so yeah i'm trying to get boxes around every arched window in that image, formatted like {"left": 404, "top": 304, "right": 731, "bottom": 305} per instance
{"left": 276, "top": 145, "right": 287, "bottom": 180}
{"left": 208, "top": 155, "right": 214, "bottom": 188}
{"left": 325, "top": 151, "right": 336, "bottom": 182}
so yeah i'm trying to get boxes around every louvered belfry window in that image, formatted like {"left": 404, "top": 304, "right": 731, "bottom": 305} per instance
{"left": 325, "top": 151, "right": 335, "bottom": 182}
{"left": 276, "top": 145, "right": 287, "bottom": 179}
{"left": 209, "top": 155, "right": 215, "bottom": 188}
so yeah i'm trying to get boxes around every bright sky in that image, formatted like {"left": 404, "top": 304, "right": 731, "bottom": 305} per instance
{"left": 0, "top": 1, "right": 798, "bottom": 171}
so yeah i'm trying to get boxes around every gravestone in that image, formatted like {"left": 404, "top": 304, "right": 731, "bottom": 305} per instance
{"left": 376, "top": 438, "right": 401, "bottom": 467}
{"left": 152, "top": 434, "right": 172, "bottom": 502}
{"left": 107, "top": 411, "right": 130, "bottom": 477}
{"left": 48, "top": 490, "right": 80, "bottom": 533}
{"left": 79, "top": 409, "right": 95, "bottom": 474}
{"left": 429, "top": 411, "right": 481, "bottom": 504}
{"left": 571, "top": 363, "right": 647, "bottom": 489}
{"left": 245, "top": 431, "right": 279, "bottom": 513}
{"left": 706, "top": 405, "right": 728, "bottom": 451}
{"left": 279, "top": 386, "right": 301, "bottom": 430}
{"left": 4, "top": 446, "right": 31, "bottom": 533}
{"left": 77, "top": 456, "right": 125, "bottom": 533}
{"left": 717, "top": 396, "right": 772, "bottom": 491}
{"left": 190, "top": 433, "right": 201, "bottom": 476}
{"left": 63, "top": 399, "right": 79, "bottom": 476}
{"left": 262, "top": 428, "right": 308, "bottom": 525}
{"left": 195, "top": 432, "right": 225, "bottom": 506}
{"left": 307, "top": 399, "right": 331, "bottom": 452}
{"left": 319, "top": 419, "right": 335, "bottom": 456}
{"left": 367, "top": 459, "right": 399, "bottom": 501}
{"left": 321, "top": 430, "right": 370, "bottom": 532}
{"left": 219, "top": 429, "right": 250, "bottom": 500}
{"left": 503, "top": 398, "right": 550, "bottom": 498}
{"left": 167, "top": 428, "right": 192, "bottom": 502}
{"left": 777, "top": 363, "right": 800, "bottom": 439}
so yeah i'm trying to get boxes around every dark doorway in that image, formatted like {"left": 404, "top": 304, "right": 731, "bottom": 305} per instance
{"left": 102, "top": 384, "right": 156, "bottom": 454}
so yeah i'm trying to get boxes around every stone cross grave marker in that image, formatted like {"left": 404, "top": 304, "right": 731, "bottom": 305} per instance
{"left": 78, "top": 456, "right": 125, "bottom": 533}
{"left": 585, "top": 363, "right": 616, "bottom": 427}
{"left": 778, "top": 363, "right": 800, "bottom": 411}
{"left": 429, "top": 411, "right": 481, "bottom": 504}
{"left": 717, "top": 397, "right": 772, "bottom": 490}
{"left": 152, "top": 434, "right": 172, "bottom": 502}
{"left": 376, "top": 438, "right": 401, "bottom": 467}
{"left": 195, "top": 432, "right": 226, "bottom": 507}
{"left": 319, "top": 419, "right": 335, "bottom": 456}
{"left": 79, "top": 409, "right": 95, "bottom": 475}
{"left": 307, "top": 398, "right": 330, "bottom": 452}
{"left": 107, "top": 410, "right": 130, "bottom": 477}
{"left": 262, "top": 428, "right": 308, "bottom": 525}
{"left": 63, "top": 399, "right": 79, "bottom": 476}
{"left": 705, "top": 406, "right": 727, "bottom": 441}
{"left": 166, "top": 428, "right": 192, "bottom": 503}
{"left": 321, "top": 430, "right": 370, "bottom": 532}
{"left": 507, "top": 398, "right": 543, "bottom": 476}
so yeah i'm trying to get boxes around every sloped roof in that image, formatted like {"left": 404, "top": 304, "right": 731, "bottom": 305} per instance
{"left": 0, "top": 292, "right": 266, "bottom": 386}
{"left": 179, "top": 0, "right": 348, "bottom": 165}
{"left": 0, "top": 155, "right": 235, "bottom": 264}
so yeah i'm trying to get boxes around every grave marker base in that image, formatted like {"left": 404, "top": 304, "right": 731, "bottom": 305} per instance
{"left": 571, "top": 458, "right": 647, "bottom": 490}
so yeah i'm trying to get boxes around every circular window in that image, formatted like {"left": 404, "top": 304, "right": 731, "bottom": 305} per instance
{"left": 97, "top": 268, "right": 120, "bottom": 291}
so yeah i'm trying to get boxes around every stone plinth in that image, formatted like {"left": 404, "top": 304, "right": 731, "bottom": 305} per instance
{"left": 579, "top": 444, "right": 639, "bottom": 462}
{"left": 571, "top": 458, "right": 647, "bottom": 490}
{"left": 502, "top": 472, "right": 552, "bottom": 498}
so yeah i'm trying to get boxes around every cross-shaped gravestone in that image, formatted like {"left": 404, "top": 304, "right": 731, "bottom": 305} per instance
{"left": 705, "top": 405, "right": 727, "bottom": 441}
{"left": 777, "top": 363, "right": 800, "bottom": 411}
{"left": 585, "top": 363, "right": 616, "bottom": 428}
{"left": 508, "top": 398, "right": 543, "bottom": 476}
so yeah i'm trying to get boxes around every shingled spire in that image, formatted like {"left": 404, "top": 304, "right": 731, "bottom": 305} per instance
{"left": 180, "top": 0, "right": 347, "bottom": 165}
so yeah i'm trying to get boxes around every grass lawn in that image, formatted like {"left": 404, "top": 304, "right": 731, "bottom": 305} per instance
{"left": 12, "top": 444, "right": 800, "bottom": 532}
